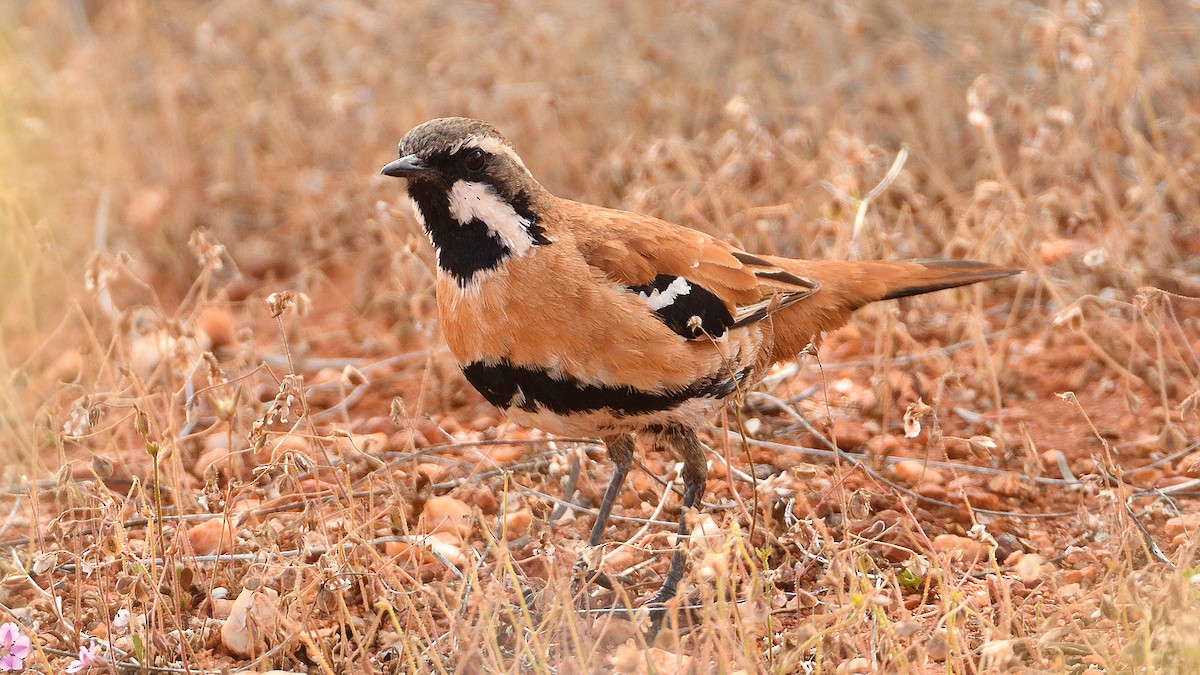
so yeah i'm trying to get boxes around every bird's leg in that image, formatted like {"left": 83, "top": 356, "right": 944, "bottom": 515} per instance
{"left": 650, "top": 425, "right": 706, "bottom": 605}
{"left": 573, "top": 433, "right": 635, "bottom": 589}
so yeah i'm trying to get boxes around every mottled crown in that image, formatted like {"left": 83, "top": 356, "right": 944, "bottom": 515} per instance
{"left": 398, "top": 117, "right": 513, "bottom": 160}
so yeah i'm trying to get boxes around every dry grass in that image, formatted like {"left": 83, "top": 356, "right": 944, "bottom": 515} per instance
{"left": 2, "top": 0, "right": 1200, "bottom": 672}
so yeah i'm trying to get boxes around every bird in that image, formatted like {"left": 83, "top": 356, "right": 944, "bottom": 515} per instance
{"left": 380, "top": 117, "right": 1017, "bottom": 616}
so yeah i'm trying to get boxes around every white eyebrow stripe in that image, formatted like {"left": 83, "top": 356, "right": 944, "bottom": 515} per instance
{"left": 455, "top": 135, "right": 529, "bottom": 171}
{"left": 446, "top": 180, "right": 538, "bottom": 256}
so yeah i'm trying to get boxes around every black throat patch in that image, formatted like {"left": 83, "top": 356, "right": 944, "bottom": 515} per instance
{"left": 406, "top": 181, "right": 549, "bottom": 287}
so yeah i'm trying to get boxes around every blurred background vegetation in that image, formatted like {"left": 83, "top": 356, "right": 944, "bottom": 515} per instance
{"left": 4, "top": 1, "right": 1197, "bottom": 339}
{"left": 2, "top": 1, "right": 1200, "bottom": 671}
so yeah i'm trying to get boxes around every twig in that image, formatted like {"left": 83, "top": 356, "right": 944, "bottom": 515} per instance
{"left": 1122, "top": 501, "right": 1174, "bottom": 568}
{"left": 601, "top": 465, "right": 680, "bottom": 567}
{"left": 52, "top": 534, "right": 464, "bottom": 578}
{"left": 712, "top": 427, "right": 1080, "bottom": 518}
{"left": 760, "top": 329, "right": 1013, "bottom": 385}
{"left": 547, "top": 450, "right": 583, "bottom": 523}
{"left": 850, "top": 145, "right": 909, "bottom": 253}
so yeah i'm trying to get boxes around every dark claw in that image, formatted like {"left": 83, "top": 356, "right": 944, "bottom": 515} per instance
{"left": 571, "top": 557, "right": 616, "bottom": 591}
{"left": 645, "top": 602, "right": 669, "bottom": 639}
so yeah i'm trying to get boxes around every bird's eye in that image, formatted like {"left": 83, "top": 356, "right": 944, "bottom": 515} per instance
{"left": 464, "top": 149, "right": 486, "bottom": 173}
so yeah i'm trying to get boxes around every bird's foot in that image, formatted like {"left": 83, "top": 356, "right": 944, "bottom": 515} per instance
{"left": 649, "top": 584, "right": 678, "bottom": 606}
{"left": 571, "top": 546, "right": 617, "bottom": 591}
{"left": 573, "top": 560, "right": 615, "bottom": 587}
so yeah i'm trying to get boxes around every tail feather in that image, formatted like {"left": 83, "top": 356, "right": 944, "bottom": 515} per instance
{"left": 877, "top": 259, "right": 1019, "bottom": 301}
{"left": 760, "top": 257, "right": 1019, "bottom": 362}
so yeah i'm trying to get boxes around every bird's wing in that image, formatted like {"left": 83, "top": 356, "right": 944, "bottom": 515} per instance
{"left": 565, "top": 202, "right": 820, "bottom": 339}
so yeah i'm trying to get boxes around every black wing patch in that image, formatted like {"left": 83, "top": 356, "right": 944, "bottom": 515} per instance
{"left": 627, "top": 274, "right": 734, "bottom": 339}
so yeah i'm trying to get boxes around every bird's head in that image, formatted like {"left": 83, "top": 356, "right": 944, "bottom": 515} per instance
{"left": 381, "top": 117, "right": 538, "bottom": 203}
{"left": 380, "top": 118, "right": 551, "bottom": 285}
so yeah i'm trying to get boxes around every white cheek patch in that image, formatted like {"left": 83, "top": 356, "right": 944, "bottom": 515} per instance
{"left": 638, "top": 276, "right": 692, "bottom": 310}
{"left": 447, "top": 180, "right": 539, "bottom": 256}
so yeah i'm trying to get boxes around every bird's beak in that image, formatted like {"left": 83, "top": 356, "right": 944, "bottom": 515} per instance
{"left": 380, "top": 155, "right": 431, "bottom": 178}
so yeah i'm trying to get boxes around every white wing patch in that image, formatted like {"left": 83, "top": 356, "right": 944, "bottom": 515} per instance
{"left": 447, "top": 180, "right": 539, "bottom": 256}
{"left": 638, "top": 276, "right": 692, "bottom": 310}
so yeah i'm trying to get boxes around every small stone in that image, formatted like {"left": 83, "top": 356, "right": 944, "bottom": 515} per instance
{"left": 424, "top": 531, "right": 467, "bottom": 567}
{"left": 503, "top": 511, "right": 533, "bottom": 540}
{"left": 831, "top": 418, "right": 870, "bottom": 450}
{"left": 1126, "top": 467, "right": 1162, "bottom": 488}
{"left": 1160, "top": 423, "right": 1187, "bottom": 455}
{"left": 927, "top": 629, "right": 948, "bottom": 661}
{"left": 1058, "top": 583, "right": 1082, "bottom": 600}
{"left": 196, "top": 306, "right": 236, "bottom": 350}
{"left": 1165, "top": 513, "right": 1200, "bottom": 538}
{"left": 979, "top": 640, "right": 1016, "bottom": 670}
{"left": 484, "top": 442, "right": 525, "bottom": 463}
{"left": 836, "top": 657, "right": 872, "bottom": 675}
{"left": 916, "top": 483, "right": 947, "bottom": 501}
{"left": 986, "top": 473, "right": 1023, "bottom": 497}
{"left": 187, "top": 518, "right": 236, "bottom": 556}
{"left": 1013, "top": 553, "right": 1050, "bottom": 585}
{"left": 220, "top": 587, "right": 280, "bottom": 657}
{"left": 469, "top": 414, "right": 498, "bottom": 432}
{"left": 421, "top": 496, "right": 473, "bottom": 538}
{"left": 1180, "top": 456, "right": 1200, "bottom": 479}
{"left": 210, "top": 598, "right": 233, "bottom": 621}
{"left": 932, "top": 534, "right": 989, "bottom": 562}
{"left": 460, "top": 486, "right": 499, "bottom": 515}
{"left": 611, "top": 644, "right": 697, "bottom": 675}
{"left": 961, "top": 487, "right": 1000, "bottom": 511}
{"left": 1041, "top": 449, "right": 1067, "bottom": 474}
{"left": 893, "top": 460, "right": 944, "bottom": 485}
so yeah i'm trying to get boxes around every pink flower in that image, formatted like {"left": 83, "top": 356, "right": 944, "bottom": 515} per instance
{"left": 67, "top": 644, "right": 102, "bottom": 673}
{"left": 0, "top": 622, "right": 31, "bottom": 671}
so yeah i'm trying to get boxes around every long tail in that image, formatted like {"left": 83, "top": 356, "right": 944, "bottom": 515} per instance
{"left": 873, "top": 259, "right": 1019, "bottom": 301}
{"left": 761, "top": 257, "right": 1018, "bottom": 361}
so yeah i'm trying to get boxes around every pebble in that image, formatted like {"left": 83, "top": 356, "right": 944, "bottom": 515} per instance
{"left": 835, "top": 657, "right": 872, "bottom": 675}
{"left": 422, "top": 496, "right": 473, "bottom": 538}
{"left": 916, "top": 483, "right": 947, "bottom": 501}
{"left": 831, "top": 418, "right": 870, "bottom": 450}
{"left": 221, "top": 587, "right": 280, "bottom": 657}
{"left": 892, "top": 459, "right": 944, "bottom": 485}
{"left": 1041, "top": 449, "right": 1067, "bottom": 474}
{"left": 1126, "top": 467, "right": 1162, "bottom": 488}
{"left": 1158, "top": 474, "right": 1194, "bottom": 489}
{"left": 1165, "top": 513, "right": 1200, "bottom": 538}
{"left": 961, "top": 487, "right": 1000, "bottom": 511}
{"left": 926, "top": 629, "right": 948, "bottom": 661}
{"left": 986, "top": 473, "right": 1023, "bottom": 497}
{"left": 333, "top": 432, "right": 388, "bottom": 456}
{"left": 1180, "top": 455, "right": 1200, "bottom": 479}
{"left": 1011, "top": 553, "right": 1051, "bottom": 585}
{"left": 196, "top": 306, "right": 236, "bottom": 350}
{"left": 503, "top": 511, "right": 532, "bottom": 540}
{"left": 187, "top": 518, "right": 235, "bottom": 556}
{"left": 1057, "top": 583, "right": 1082, "bottom": 600}
{"left": 932, "top": 534, "right": 989, "bottom": 562}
